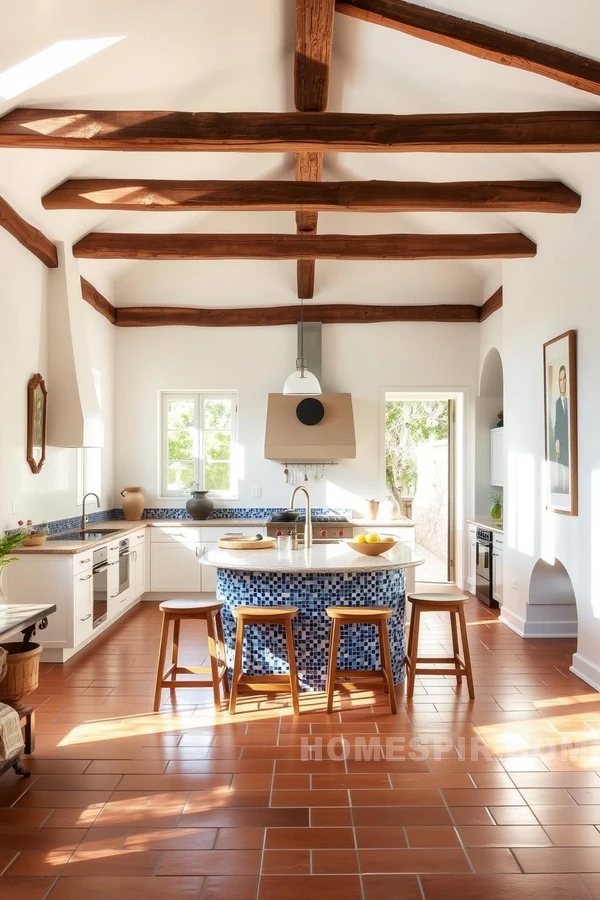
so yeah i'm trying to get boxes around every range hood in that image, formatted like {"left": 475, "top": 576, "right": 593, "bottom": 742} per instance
{"left": 265, "top": 392, "right": 356, "bottom": 461}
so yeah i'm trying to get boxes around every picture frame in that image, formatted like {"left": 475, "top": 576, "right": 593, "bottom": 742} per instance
{"left": 27, "top": 373, "right": 47, "bottom": 474}
{"left": 543, "top": 330, "right": 577, "bottom": 515}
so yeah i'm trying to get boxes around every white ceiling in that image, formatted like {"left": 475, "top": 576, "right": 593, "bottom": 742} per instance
{"left": 1, "top": 0, "right": 599, "bottom": 308}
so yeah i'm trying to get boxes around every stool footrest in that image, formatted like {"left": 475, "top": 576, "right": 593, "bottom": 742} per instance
{"left": 236, "top": 674, "right": 297, "bottom": 693}
{"left": 408, "top": 666, "right": 466, "bottom": 677}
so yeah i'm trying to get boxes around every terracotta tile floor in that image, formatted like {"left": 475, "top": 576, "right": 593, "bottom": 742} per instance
{"left": 2, "top": 594, "right": 600, "bottom": 899}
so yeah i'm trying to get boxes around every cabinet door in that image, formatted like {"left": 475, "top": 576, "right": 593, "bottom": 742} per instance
{"left": 490, "top": 428, "right": 504, "bottom": 487}
{"left": 134, "top": 544, "right": 146, "bottom": 597}
{"left": 201, "top": 543, "right": 218, "bottom": 593}
{"left": 493, "top": 548, "right": 503, "bottom": 604}
{"left": 150, "top": 542, "right": 201, "bottom": 592}
{"left": 107, "top": 559, "right": 123, "bottom": 618}
{"left": 468, "top": 538, "right": 477, "bottom": 588}
{"left": 73, "top": 571, "right": 94, "bottom": 646}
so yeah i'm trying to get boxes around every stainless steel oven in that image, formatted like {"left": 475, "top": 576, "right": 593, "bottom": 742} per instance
{"left": 92, "top": 546, "right": 109, "bottom": 628}
{"left": 475, "top": 527, "right": 498, "bottom": 609}
{"left": 118, "top": 538, "right": 131, "bottom": 594}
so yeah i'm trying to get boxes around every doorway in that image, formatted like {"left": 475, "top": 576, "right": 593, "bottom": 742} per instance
{"left": 385, "top": 394, "right": 455, "bottom": 583}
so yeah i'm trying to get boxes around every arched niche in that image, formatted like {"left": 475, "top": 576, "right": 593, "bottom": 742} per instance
{"left": 529, "top": 557, "right": 577, "bottom": 608}
{"left": 479, "top": 346, "right": 504, "bottom": 400}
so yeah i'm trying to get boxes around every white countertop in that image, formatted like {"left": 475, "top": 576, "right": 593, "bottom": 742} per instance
{"left": 351, "top": 518, "right": 414, "bottom": 528}
{"left": 202, "top": 541, "right": 424, "bottom": 574}
{"left": 467, "top": 517, "right": 504, "bottom": 533}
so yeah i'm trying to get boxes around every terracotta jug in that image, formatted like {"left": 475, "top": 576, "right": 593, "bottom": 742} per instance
{"left": 121, "top": 486, "right": 145, "bottom": 521}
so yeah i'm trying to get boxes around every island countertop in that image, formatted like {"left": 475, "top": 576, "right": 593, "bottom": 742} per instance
{"left": 202, "top": 541, "right": 424, "bottom": 574}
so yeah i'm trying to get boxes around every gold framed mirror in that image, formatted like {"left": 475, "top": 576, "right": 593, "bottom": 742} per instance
{"left": 27, "top": 373, "right": 47, "bottom": 474}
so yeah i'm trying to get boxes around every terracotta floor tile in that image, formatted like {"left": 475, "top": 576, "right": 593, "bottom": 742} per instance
{"left": 156, "top": 849, "right": 261, "bottom": 876}
{"left": 310, "top": 807, "right": 353, "bottom": 827}
{"left": 470, "top": 773, "right": 516, "bottom": 789}
{"left": 355, "top": 826, "right": 408, "bottom": 848}
{"left": 185, "top": 790, "right": 270, "bottom": 809}
{"left": 0, "top": 877, "right": 56, "bottom": 900}
{"left": 86, "top": 760, "right": 167, "bottom": 775}
{"left": 405, "top": 826, "right": 461, "bottom": 847}
{"left": 466, "top": 848, "right": 522, "bottom": 873}
{"left": 30, "top": 774, "right": 122, "bottom": 791}
{"left": 581, "top": 874, "right": 600, "bottom": 899}
{"left": 46, "top": 876, "right": 204, "bottom": 900}
{"left": 569, "top": 788, "right": 600, "bottom": 805}
{"left": 0, "top": 827, "right": 86, "bottom": 852}
{"left": 180, "top": 807, "right": 308, "bottom": 828}
{"left": 513, "top": 847, "right": 600, "bottom": 873}
{"left": 389, "top": 773, "right": 473, "bottom": 789}
{"left": 78, "top": 828, "right": 129, "bottom": 850}
{"left": 500, "top": 756, "right": 550, "bottom": 773}
{"left": 510, "top": 772, "right": 600, "bottom": 788}
{"left": 449, "top": 807, "right": 495, "bottom": 825}
{"left": 544, "top": 825, "right": 600, "bottom": 846}
{"left": 312, "top": 849, "right": 359, "bottom": 873}
{"left": 123, "top": 827, "right": 217, "bottom": 850}
{"left": 457, "top": 826, "right": 552, "bottom": 847}
{"left": 489, "top": 806, "right": 540, "bottom": 825}
{"left": 272, "top": 774, "right": 310, "bottom": 790}
{"left": 311, "top": 773, "right": 389, "bottom": 790}
{"left": 213, "top": 827, "right": 264, "bottom": 849}
{"left": 15, "top": 790, "right": 111, "bottom": 809}
{"left": 442, "top": 789, "right": 526, "bottom": 807}
{"left": 92, "top": 805, "right": 183, "bottom": 828}
{"left": 40, "top": 807, "right": 103, "bottom": 828}
{"left": 420, "top": 874, "right": 592, "bottom": 899}
{"left": 200, "top": 876, "right": 258, "bottom": 900}
{"left": 351, "top": 789, "right": 443, "bottom": 806}
{"left": 261, "top": 849, "right": 310, "bottom": 874}
{"left": 266, "top": 827, "right": 354, "bottom": 849}
{"left": 353, "top": 806, "right": 452, "bottom": 827}
{"left": 4, "top": 849, "right": 72, "bottom": 876}
{"left": 258, "top": 875, "right": 363, "bottom": 900}
{"left": 519, "top": 788, "right": 577, "bottom": 805}
{"left": 358, "top": 847, "right": 471, "bottom": 873}
{"left": 116, "top": 774, "right": 231, "bottom": 791}
{"left": 64, "top": 849, "right": 162, "bottom": 876}
{"left": 531, "top": 805, "right": 600, "bottom": 825}
{"left": 361, "top": 874, "right": 423, "bottom": 900}
{"left": 0, "top": 809, "right": 51, "bottom": 827}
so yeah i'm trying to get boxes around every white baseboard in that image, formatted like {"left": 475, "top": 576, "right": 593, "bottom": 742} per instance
{"left": 570, "top": 653, "right": 600, "bottom": 693}
{"left": 499, "top": 607, "right": 526, "bottom": 637}
{"left": 499, "top": 607, "right": 577, "bottom": 639}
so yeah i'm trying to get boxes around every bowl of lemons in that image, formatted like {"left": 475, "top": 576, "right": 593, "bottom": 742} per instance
{"left": 347, "top": 532, "right": 397, "bottom": 556}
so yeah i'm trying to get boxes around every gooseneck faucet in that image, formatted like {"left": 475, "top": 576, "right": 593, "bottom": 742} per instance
{"left": 82, "top": 492, "right": 100, "bottom": 531}
{"left": 290, "top": 486, "right": 312, "bottom": 548}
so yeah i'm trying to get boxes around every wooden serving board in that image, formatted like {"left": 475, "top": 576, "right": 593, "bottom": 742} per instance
{"left": 218, "top": 536, "right": 276, "bottom": 550}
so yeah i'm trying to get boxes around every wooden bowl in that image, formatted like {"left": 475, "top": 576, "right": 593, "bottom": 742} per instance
{"left": 346, "top": 539, "right": 396, "bottom": 556}
{"left": 218, "top": 536, "right": 275, "bottom": 550}
{"left": 21, "top": 534, "right": 47, "bottom": 547}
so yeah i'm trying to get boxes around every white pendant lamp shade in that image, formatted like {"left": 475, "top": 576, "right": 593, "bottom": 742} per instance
{"left": 283, "top": 364, "right": 322, "bottom": 395}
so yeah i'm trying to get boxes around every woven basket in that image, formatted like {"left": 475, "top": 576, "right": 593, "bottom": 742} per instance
{"left": 0, "top": 648, "right": 6, "bottom": 683}
{"left": 0, "top": 642, "right": 42, "bottom": 710}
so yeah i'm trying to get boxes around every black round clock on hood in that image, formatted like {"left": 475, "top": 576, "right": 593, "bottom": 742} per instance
{"left": 296, "top": 397, "right": 325, "bottom": 426}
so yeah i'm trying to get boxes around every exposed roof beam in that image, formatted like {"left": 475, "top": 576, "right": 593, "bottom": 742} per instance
{"left": 115, "top": 303, "right": 481, "bottom": 327}
{"left": 80, "top": 277, "right": 116, "bottom": 324}
{"left": 336, "top": 0, "right": 600, "bottom": 96}
{"left": 295, "top": 0, "right": 335, "bottom": 299}
{"left": 0, "top": 194, "right": 57, "bottom": 267}
{"left": 72, "top": 232, "right": 536, "bottom": 260}
{"left": 479, "top": 286, "right": 503, "bottom": 322}
{"left": 43, "top": 178, "right": 581, "bottom": 213}
{"left": 3, "top": 109, "right": 600, "bottom": 152}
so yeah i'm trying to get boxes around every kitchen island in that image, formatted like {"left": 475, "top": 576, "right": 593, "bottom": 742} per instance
{"left": 202, "top": 542, "right": 423, "bottom": 691}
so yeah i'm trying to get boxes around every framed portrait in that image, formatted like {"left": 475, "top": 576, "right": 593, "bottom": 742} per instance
{"left": 27, "top": 373, "right": 47, "bottom": 474}
{"left": 543, "top": 330, "right": 577, "bottom": 515}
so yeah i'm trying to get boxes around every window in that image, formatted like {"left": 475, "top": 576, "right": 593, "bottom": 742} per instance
{"left": 76, "top": 448, "right": 102, "bottom": 504}
{"left": 160, "top": 392, "right": 237, "bottom": 499}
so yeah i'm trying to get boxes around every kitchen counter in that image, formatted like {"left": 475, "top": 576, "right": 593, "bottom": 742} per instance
{"left": 203, "top": 543, "right": 423, "bottom": 691}
{"left": 351, "top": 517, "right": 414, "bottom": 528}
{"left": 467, "top": 517, "right": 503, "bottom": 533}
{"left": 13, "top": 518, "right": 270, "bottom": 554}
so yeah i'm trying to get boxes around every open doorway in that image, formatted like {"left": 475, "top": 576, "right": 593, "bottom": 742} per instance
{"left": 385, "top": 395, "right": 455, "bottom": 583}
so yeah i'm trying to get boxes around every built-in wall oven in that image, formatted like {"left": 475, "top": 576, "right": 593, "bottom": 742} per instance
{"left": 92, "top": 547, "right": 110, "bottom": 628}
{"left": 475, "top": 527, "right": 498, "bottom": 609}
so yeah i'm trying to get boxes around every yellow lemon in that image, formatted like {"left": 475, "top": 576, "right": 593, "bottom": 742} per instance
{"left": 365, "top": 532, "right": 380, "bottom": 543}
{"left": 382, "top": 536, "right": 395, "bottom": 543}
{"left": 355, "top": 533, "right": 367, "bottom": 544}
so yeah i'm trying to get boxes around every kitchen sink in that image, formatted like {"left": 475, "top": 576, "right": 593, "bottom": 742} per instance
{"left": 83, "top": 527, "right": 121, "bottom": 534}
{"left": 47, "top": 531, "right": 110, "bottom": 541}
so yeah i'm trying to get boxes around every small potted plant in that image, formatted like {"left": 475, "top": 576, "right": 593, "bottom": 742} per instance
{"left": 489, "top": 492, "right": 503, "bottom": 523}
{"left": 17, "top": 519, "right": 48, "bottom": 547}
{"left": 184, "top": 482, "right": 214, "bottom": 520}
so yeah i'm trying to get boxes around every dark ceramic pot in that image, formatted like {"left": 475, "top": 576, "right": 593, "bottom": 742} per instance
{"left": 185, "top": 491, "right": 214, "bottom": 520}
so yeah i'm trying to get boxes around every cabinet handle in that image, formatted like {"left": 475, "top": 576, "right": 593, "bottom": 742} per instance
{"left": 79, "top": 557, "right": 91, "bottom": 564}
{"left": 195, "top": 546, "right": 201, "bottom": 558}
{"left": 110, "top": 592, "right": 119, "bottom": 598}
{"left": 80, "top": 573, "right": 93, "bottom": 581}
{"left": 80, "top": 614, "right": 92, "bottom": 621}
{"left": 137, "top": 534, "right": 144, "bottom": 540}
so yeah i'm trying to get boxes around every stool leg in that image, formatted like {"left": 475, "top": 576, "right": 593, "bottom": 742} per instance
{"left": 457, "top": 605, "right": 475, "bottom": 700}
{"left": 206, "top": 611, "right": 222, "bottom": 712}
{"left": 284, "top": 618, "right": 300, "bottom": 716}
{"left": 215, "top": 609, "right": 229, "bottom": 697}
{"left": 406, "top": 606, "right": 421, "bottom": 700}
{"left": 450, "top": 611, "right": 462, "bottom": 685}
{"left": 229, "top": 618, "right": 245, "bottom": 715}
{"left": 170, "top": 618, "right": 181, "bottom": 693}
{"left": 326, "top": 619, "right": 341, "bottom": 713}
{"left": 153, "top": 612, "right": 170, "bottom": 712}
{"left": 378, "top": 619, "right": 397, "bottom": 714}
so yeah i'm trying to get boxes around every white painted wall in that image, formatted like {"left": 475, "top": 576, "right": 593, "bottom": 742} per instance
{"left": 114, "top": 321, "right": 480, "bottom": 518}
{"left": 0, "top": 230, "right": 115, "bottom": 531}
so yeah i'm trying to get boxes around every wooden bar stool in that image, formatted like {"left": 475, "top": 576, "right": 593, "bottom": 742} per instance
{"left": 153, "top": 598, "right": 229, "bottom": 712}
{"left": 325, "top": 606, "right": 397, "bottom": 714}
{"left": 405, "top": 592, "right": 474, "bottom": 700}
{"left": 229, "top": 606, "right": 300, "bottom": 716}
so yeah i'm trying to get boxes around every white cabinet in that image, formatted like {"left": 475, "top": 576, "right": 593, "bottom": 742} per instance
{"left": 490, "top": 428, "right": 504, "bottom": 487}
{"left": 133, "top": 541, "right": 146, "bottom": 597}
{"left": 201, "top": 543, "right": 218, "bottom": 593}
{"left": 467, "top": 524, "right": 477, "bottom": 589}
{"left": 150, "top": 542, "right": 202, "bottom": 592}
{"left": 492, "top": 532, "right": 503, "bottom": 605}
{"left": 73, "top": 569, "right": 94, "bottom": 647}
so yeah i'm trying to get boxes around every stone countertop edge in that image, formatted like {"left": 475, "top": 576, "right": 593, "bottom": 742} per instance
{"left": 13, "top": 518, "right": 270, "bottom": 555}
{"left": 202, "top": 542, "right": 424, "bottom": 574}
{"left": 351, "top": 518, "right": 414, "bottom": 527}
{"left": 466, "top": 517, "right": 504, "bottom": 533}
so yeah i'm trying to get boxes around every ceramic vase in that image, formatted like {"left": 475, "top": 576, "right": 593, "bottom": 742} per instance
{"left": 185, "top": 491, "right": 214, "bottom": 520}
{"left": 490, "top": 501, "right": 503, "bottom": 521}
{"left": 120, "top": 487, "right": 145, "bottom": 521}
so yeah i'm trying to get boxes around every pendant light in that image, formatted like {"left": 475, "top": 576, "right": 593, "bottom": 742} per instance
{"left": 283, "top": 207, "right": 322, "bottom": 395}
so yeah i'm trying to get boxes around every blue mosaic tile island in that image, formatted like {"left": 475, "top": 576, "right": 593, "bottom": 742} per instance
{"left": 217, "top": 567, "right": 406, "bottom": 691}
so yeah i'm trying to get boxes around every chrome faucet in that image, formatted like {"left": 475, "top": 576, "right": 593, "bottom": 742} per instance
{"left": 82, "top": 492, "right": 100, "bottom": 530}
{"left": 290, "top": 486, "right": 312, "bottom": 548}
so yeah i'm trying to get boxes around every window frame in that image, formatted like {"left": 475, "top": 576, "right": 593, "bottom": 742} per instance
{"left": 159, "top": 390, "right": 238, "bottom": 500}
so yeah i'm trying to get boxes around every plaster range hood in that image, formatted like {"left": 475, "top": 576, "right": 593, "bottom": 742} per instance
{"left": 264, "top": 392, "right": 356, "bottom": 461}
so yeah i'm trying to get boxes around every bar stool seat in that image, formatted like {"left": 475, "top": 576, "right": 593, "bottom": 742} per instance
{"left": 229, "top": 605, "right": 300, "bottom": 716}
{"left": 325, "top": 606, "right": 397, "bottom": 714}
{"left": 405, "top": 591, "right": 474, "bottom": 699}
{"left": 153, "top": 598, "right": 228, "bottom": 712}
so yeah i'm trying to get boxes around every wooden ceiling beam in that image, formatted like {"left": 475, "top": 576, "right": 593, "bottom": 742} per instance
{"left": 336, "top": 0, "right": 600, "bottom": 96}
{"left": 43, "top": 178, "right": 581, "bottom": 213}
{"left": 115, "top": 302, "right": 480, "bottom": 327}
{"left": 0, "top": 195, "right": 57, "bottom": 267}
{"left": 72, "top": 232, "right": 536, "bottom": 260}
{"left": 3, "top": 109, "right": 600, "bottom": 152}
{"left": 80, "top": 277, "right": 117, "bottom": 324}
{"left": 295, "top": 0, "right": 335, "bottom": 299}
{"left": 479, "top": 286, "right": 503, "bottom": 322}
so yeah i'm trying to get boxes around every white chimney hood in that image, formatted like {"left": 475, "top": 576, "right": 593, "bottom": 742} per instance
{"left": 46, "top": 244, "right": 103, "bottom": 448}
{"left": 265, "top": 392, "right": 356, "bottom": 461}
